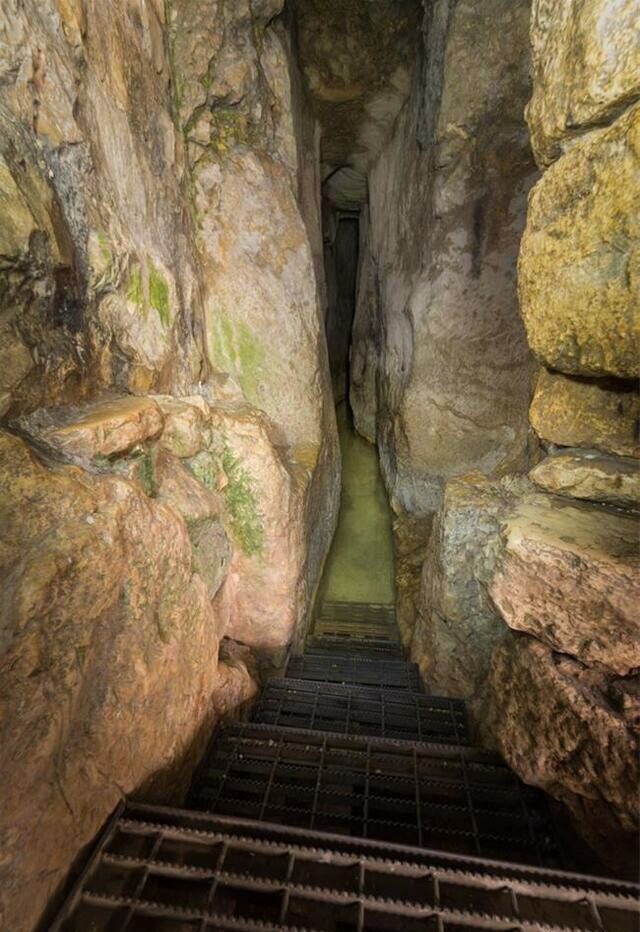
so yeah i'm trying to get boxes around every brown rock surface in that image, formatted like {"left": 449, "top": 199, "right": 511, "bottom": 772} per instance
{"left": 35, "top": 396, "right": 164, "bottom": 460}
{"left": 490, "top": 493, "right": 640, "bottom": 676}
{"left": 527, "top": 0, "right": 640, "bottom": 166}
{"left": 410, "top": 474, "right": 526, "bottom": 700}
{"left": 530, "top": 449, "right": 640, "bottom": 509}
{"left": 189, "top": 404, "right": 308, "bottom": 655}
{"left": 154, "top": 395, "right": 212, "bottom": 459}
{"left": 0, "top": 0, "right": 203, "bottom": 414}
{"left": 529, "top": 368, "right": 640, "bottom": 458}
{"left": 519, "top": 105, "right": 640, "bottom": 379}
{"left": 0, "top": 429, "right": 250, "bottom": 932}
{"left": 479, "top": 634, "right": 639, "bottom": 872}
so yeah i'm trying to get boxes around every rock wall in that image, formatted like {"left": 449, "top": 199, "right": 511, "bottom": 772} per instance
{"left": 0, "top": 396, "right": 263, "bottom": 931}
{"left": 409, "top": 0, "right": 640, "bottom": 872}
{"left": 351, "top": 0, "right": 537, "bottom": 519}
{"left": 0, "top": 3, "right": 339, "bottom": 928}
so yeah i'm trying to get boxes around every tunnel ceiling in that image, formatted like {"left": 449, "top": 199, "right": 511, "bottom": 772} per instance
{"left": 291, "top": 0, "right": 423, "bottom": 210}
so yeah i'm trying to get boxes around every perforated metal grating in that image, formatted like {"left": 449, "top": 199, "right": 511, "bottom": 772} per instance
{"left": 313, "top": 602, "right": 399, "bottom": 649}
{"left": 253, "top": 678, "right": 469, "bottom": 745}
{"left": 188, "top": 722, "right": 559, "bottom": 866}
{"left": 287, "top": 653, "right": 422, "bottom": 690}
{"left": 51, "top": 802, "right": 640, "bottom": 932}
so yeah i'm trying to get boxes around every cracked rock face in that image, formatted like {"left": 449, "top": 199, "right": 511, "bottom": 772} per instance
{"left": 350, "top": 0, "right": 537, "bottom": 517}
{"left": 0, "top": 428, "right": 244, "bottom": 932}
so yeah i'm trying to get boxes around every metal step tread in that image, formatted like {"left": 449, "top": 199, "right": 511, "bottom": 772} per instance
{"left": 306, "top": 636, "right": 404, "bottom": 658}
{"left": 51, "top": 801, "right": 640, "bottom": 932}
{"left": 287, "top": 653, "right": 422, "bottom": 690}
{"left": 187, "top": 723, "right": 559, "bottom": 867}
{"left": 254, "top": 678, "right": 470, "bottom": 745}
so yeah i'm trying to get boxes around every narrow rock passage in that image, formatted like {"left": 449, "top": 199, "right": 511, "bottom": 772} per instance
{"left": 318, "top": 404, "right": 395, "bottom": 607}
{"left": 51, "top": 606, "right": 640, "bottom": 931}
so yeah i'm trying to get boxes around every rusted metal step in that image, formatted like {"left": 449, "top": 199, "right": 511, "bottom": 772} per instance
{"left": 51, "top": 801, "right": 640, "bottom": 932}
{"left": 254, "top": 678, "right": 469, "bottom": 745}
{"left": 287, "top": 652, "right": 422, "bottom": 690}
{"left": 187, "top": 722, "right": 559, "bottom": 867}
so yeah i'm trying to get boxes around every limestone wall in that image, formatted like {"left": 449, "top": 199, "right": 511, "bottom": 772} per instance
{"left": 0, "top": 3, "right": 339, "bottom": 927}
{"left": 409, "top": 0, "right": 640, "bottom": 872}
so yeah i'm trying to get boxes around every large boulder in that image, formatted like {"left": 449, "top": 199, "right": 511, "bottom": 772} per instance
{"left": 479, "top": 634, "right": 639, "bottom": 873}
{"left": 527, "top": 0, "right": 640, "bottom": 166}
{"left": 519, "top": 104, "right": 640, "bottom": 379}
{"left": 189, "top": 404, "right": 310, "bottom": 656}
{"left": 529, "top": 368, "right": 640, "bottom": 458}
{"left": 0, "top": 429, "right": 248, "bottom": 932}
{"left": 490, "top": 492, "right": 640, "bottom": 677}
{"left": 410, "top": 474, "right": 527, "bottom": 700}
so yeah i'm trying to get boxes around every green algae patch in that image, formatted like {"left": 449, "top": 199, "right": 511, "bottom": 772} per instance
{"left": 187, "top": 444, "right": 264, "bottom": 558}
{"left": 148, "top": 261, "right": 171, "bottom": 328}
{"left": 187, "top": 451, "right": 217, "bottom": 491}
{"left": 127, "top": 264, "right": 144, "bottom": 307}
{"left": 221, "top": 446, "right": 264, "bottom": 557}
{"left": 209, "top": 312, "right": 266, "bottom": 405}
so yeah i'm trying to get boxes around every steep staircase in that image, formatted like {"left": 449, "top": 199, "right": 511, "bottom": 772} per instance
{"left": 51, "top": 603, "right": 640, "bottom": 931}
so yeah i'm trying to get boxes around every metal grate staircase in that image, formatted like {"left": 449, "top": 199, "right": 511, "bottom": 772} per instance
{"left": 51, "top": 603, "right": 640, "bottom": 932}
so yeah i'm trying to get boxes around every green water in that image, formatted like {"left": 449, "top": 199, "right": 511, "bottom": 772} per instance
{"left": 319, "top": 404, "right": 395, "bottom": 606}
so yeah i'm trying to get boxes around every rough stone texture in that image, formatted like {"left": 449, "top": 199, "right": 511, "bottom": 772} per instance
{"left": 530, "top": 449, "right": 640, "bottom": 509}
{"left": 479, "top": 634, "right": 639, "bottom": 874}
{"left": 529, "top": 368, "right": 640, "bottom": 458}
{"left": 392, "top": 511, "right": 433, "bottom": 650}
{"left": 410, "top": 474, "right": 527, "bottom": 701}
{"left": 25, "top": 395, "right": 165, "bottom": 461}
{"left": 155, "top": 448, "right": 222, "bottom": 525}
{"left": 291, "top": 0, "right": 422, "bottom": 209}
{"left": 519, "top": 104, "right": 640, "bottom": 380}
{"left": 0, "top": 0, "right": 204, "bottom": 416}
{"left": 168, "top": 2, "right": 340, "bottom": 608}
{"left": 188, "top": 403, "right": 312, "bottom": 655}
{"left": 0, "top": 428, "right": 252, "bottom": 932}
{"left": 490, "top": 493, "right": 640, "bottom": 677}
{"left": 527, "top": 0, "right": 640, "bottom": 167}
{"left": 154, "top": 394, "right": 212, "bottom": 459}
{"left": 351, "top": 0, "right": 537, "bottom": 516}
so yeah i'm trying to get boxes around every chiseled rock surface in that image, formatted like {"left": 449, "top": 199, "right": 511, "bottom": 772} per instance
{"left": 529, "top": 368, "right": 640, "bottom": 458}
{"left": 190, "top": 404, "right": 308, "bottom": 655}
{"left": 490, "top": 493, "right": 640, "bottom": 676}
{"left": 527, "top": 0, "right": 640, "bottom": 167}
{"left": 410, "top": 474, "right": 528, "bottom": 700}
{"left": 519, "top": 104, "right": 640, "bottom": 379}
{"left": 29, "top": 396, "right": 165, "bottom": 460}
{"left": 153, "top": 395, "right": 212, "bottom": 459}
{"left": 0, "top": 0, "right": 203, "bottom": 413}
{"left": 352, "top": 0, "right": 536, "bottom": 515}
{"left": 479, "top": 634, "right": 639, "bottom": 873}
{"left": 154, "top": 448, "right": 222, "bottom": 525}
{"left": 392, "top": 511, "right": 433, "bottom": 650}
{"left": 530, "top": 449, "right": 640, "bottom": 509}
{"left": 0, "top": 429, "right": 251, "bottom": 932}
